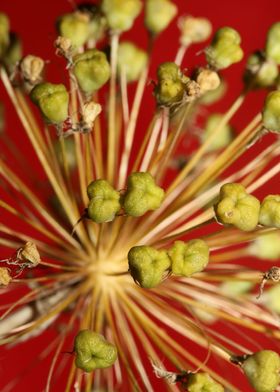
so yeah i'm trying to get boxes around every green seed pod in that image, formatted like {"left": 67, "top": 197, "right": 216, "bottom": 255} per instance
{"left": 262, "top": 91, "right": 280, "bottom": 132}
{"left": 57, "top": 12, "right": 90, "bottom": 48}
{"left": 73, "top": 49, "right": 110, "bottom": 95}
{"left": 74, "top": 330, "right": 118, "bottom": 372}
{"left": 242, "top": 350, "right": 280, "bottom": 392}
{"left": 259, "top": 195, "right": 280, "bottom": 228}
{"left": 145, "top": 0, "right": 177, "bottom": 36}
{"left": 101, "top": 0, "right": 142, "bottom": 33}
{"left": 117, "top": 41, "right": 148, "bottom": 83}
{"left": 203, "top": 113, "right": 233, "bottom": 151}
{"left": 30, "top": 83, "right": 69, "bottom": 124}
{"left": 187, "top": 372, "right": 224, "bottom": 392}
{"left": 179, "top": 16, "right": 212, "bottom": 46}
{"left": 168, "top": 239, "right": 209, "bottom": 277}
{"left": 123, "top": 172, "right": 165, "bottom": 217}
{"left": 128, "top": 245, "right": 171, "bottom": 288}
{"left": 206, "top": 27, "right": 244, "bottom": 70}
{"left": 265, "top": 22, "right": 280, "bottom": 65}
{"left": 220, "top": 280, "right": 253, "bottom": 296}
{"left": 249, "top": 232, "right": 280, "bottom": 260}
{"left": 0, "top": 13, "right": 10, "bottom": 58}
{"left": 87, "top": 179, "right": 121, "bottom": 224}
{"left": 155, "top": 62, "right": 187, "bottom": 106}
{"left": 263, "top": 283, "right": 280, "bottom": 313}
{"left": 214, "top": 183, "right": 260, "bottom": 231}
{"left": 245, "top": 52, "right": 278, "bottom": 88}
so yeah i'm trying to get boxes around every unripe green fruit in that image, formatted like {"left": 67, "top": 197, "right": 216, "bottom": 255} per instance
{"left": 101, "top": 0, "right": 142, "bottom": 32}
{"left": 187, "top": 372, "right": 224, "bottom": 392}
{"left": 73, "top": 49, "right": 110, "bottom": 94}
{"left": 259, "top": 195, "right": 280, "bottom": 228}
{"left": 179, "top": 16, "right": 212, "bottom": 46}
{"left": 242, "top": 350, "right": 280, "bottom": 392}
{"left": 203, "top": 113, "right": 233, "bottom": 151}
{"left": 117, "top": 42, "right": 148, "bottom": 82}
{"left": 30, "top": 83, "right": 69, "bottom": 124}
{"left": 245, "top": 52, "right": 278, "bottom": 88}
{"left": 57, "top": 12, "right": 90, "bottom": 48}
{"left": 145, "top": 0, "right": 177, "bottom": 36}
{"left": 206, "top": 27, "right": 244, "bottom": 70}
{"left": 155, "top": 62, "right": 187, "bottom": 106}
{"left": 214, "top": 183, "right": 260, "bottom": 231}
{"left": 262, "top": 91, "right": 280, "bottom": 132}
{"left": 74, "top": 330, "right": 117, "bottom": 372}
{"left": 0, "top": 13, "right": 10, "bottom": 58}
{"left": 266, "top": 22, "right": 280, "bottom": 64}
{"left": 123, "top": 172, "right": 165, "bottom": 217}
{"left": 87, "top": 180, "right": 121, "bottom": 223}
{"left": 128, "top": 246, "right": 171, "bottom": 288}
{"left": 168, "top": 239, "right": 209, "bottom": 277}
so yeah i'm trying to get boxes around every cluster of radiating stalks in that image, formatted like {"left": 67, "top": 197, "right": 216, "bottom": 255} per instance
{"left": 1, "top": 1, "right": 280, "bottom": 391}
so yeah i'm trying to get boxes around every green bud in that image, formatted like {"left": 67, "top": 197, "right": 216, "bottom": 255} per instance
{"left": 168, "top": 239, "right": 209, "bottom": 277}
{"left": 262, "top": 91, "right": 280, "bottom": 132}
{"left": 214, "top": 183, "right": 260, "bottom": 231}
{"left": 259, "top": 195, "right": 280, "bottom": 228}
{"left": 155, "top": 62, "right": 187, "bottom": 106}
{"left": 74, "top": 330, "right": 117, "bottom": 372}
{"left": 101, "top": 0, "right": 142, "bottom": 33}
{"left": 0, "top": 13, "right": 10, "bottom": 58}
{"left": 30, "top": 83, "right": 69, "bottom": 124}
{"left": 57, "top": 12, "right": 90, "bottom": 48}
{"left": 123, "top": 172, "right": 165, "bottom": 217}
{"left": 187, "top": 372, "right": 224, "bottom": 392}
{"left": 220, "top": 280, "right": 253, "bottom": 296}
{"left": 242, "top": 350, "right": 280, "bottom": 392}
{"left": 249, "top": 232, "right": 280, "bottom": 260}
{"left": 128, "top": 245, "right": 171, "bottom": 288}
{"left": 73, "top": 49, "right": 110, "bottom": 95}
{"left": 87, "top": 179, "right": 121, "bottom": 223}
{"left": 117, "top": 42, "right": 148, "bottom": 83}
{"left": 265, "top": 22, "right": 280, "bottom": 64}
{"left": 145, "top": 0, "right": 177, "bottom": 36}
{"left": 263, "top": 283, "right": 280, "bottom": 313}
{"left": 245, "top": 52, "right": 278, "bottom": 88}
{"left": 206, "top": 27, "right": 244, "bottom": 70}
{"left": 203, "top": 113, "right": 233, "bottom": 151}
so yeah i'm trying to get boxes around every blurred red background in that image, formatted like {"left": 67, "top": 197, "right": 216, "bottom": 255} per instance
{"left": 0, "top": 0, "right": 280, "bottom": 391}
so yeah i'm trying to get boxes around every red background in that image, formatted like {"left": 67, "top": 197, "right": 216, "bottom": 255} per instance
{"left": 0, "top": 0, "right": 280, "bottom": 391}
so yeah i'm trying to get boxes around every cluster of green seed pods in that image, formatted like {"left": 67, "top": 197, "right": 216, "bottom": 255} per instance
{"left": 86, "top": 172, "right": 165, "bottom": 224}
{"left": 74, "top": 330, "right": 117, "bottom": 372}
{"left": 128, "top": 238, "right": 209, "bottom": 289}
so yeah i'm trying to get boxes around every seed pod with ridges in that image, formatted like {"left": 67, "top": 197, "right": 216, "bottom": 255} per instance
{"left": 30, "top": 83, "right": 69, "bottom": 124}
{"left": 145, "top": 0, "right": 177, "bottom": 36}
{"left": 262, "top": 91, "right": 280, "bottom": 132}
{"left": 74, "top": 330, "right": 117, "bottom": 372}
{"left": 187, "top": 372, "right": 224, "bottom": 392}
{"left": 266, "top": 22, "right": 280, "bottom": 65}
{"left": 57, "top": 12, "right": 90, "bottom": 48}
{"left": 87, "top": 179, "right": 121, "bottom": 223}
{"left": 242, "top": 350, "right": 280, "bottom": 392}
{"left": 117, "top": 42, "right": 148, "bottom": 83}
{"left": 214, "top": 183, "right": 260, "bottom": 231}
{"left": 73, "top": 49, "right": 110, "bottom": 95}
{"left": 203, "top": 113, "right": 233, "bottom": 151}
{"left": 101, "top": 0, "right": 142, "bottom": 33}
{"left": 123, "top": 172, "right": 165, "bottom": 217}
{"left": 168, "top": 239, "right": 209, "bottom": 277}
{"left": 155, "top": 62, "right": 187, "bottom": 106}
{"left": 128, "top": 246, "right": 171, "bottom": 288}
{"left": 0, "top": 13, "right": 10, "bottom": 58}
{"left": 259, "top": 195, "right": 280, "bottom": 228}
{"left": 179, "top": 16, "right": 212, "bottom": 46}
{"left": 245, "top": 52, "right": 278, "bottom": 88}
{"left": 206, "top": 27, "right": 244, "bottom": 70}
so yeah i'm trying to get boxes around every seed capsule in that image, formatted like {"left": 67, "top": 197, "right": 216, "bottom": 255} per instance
{"left": 179, "top": 16, "right": 212, "bottom": 46}
{"left": 155, "top": 62, "right": 187, "bottom": 106}
{"left": 265, "top": 22, "right": 280, "bottom": 65}
{"left": 101, "top": 0, "right": 142, "bottom": 33}
{"left": 57, "top": 12, "right": 90, "bottom": 48}
{"left": 187, "top": 372, "right": 224, "bottom": 392}
{"left": 262, "top": 91, "right": 280, "bottom": 132}
{"left": 74, "top": 330, "right": 118, "bottom": 372}
{"left": 259, "top": 195, "right": 280, "bottom": 228}
{"left": 117, "top": 41, "right": 148, "bottom": 83}
{"left": 203, "top": 113, "right": 233, "bottom": 151}
{"left": 245, "top": 52, "right": 278, "bottom": 88}
{"left": 128, "top": 246, "right": 171, "bottom": 288}
{"left": 145, "top": 0, "right": 177, "bottom": 36}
